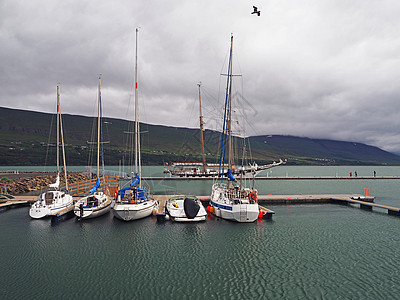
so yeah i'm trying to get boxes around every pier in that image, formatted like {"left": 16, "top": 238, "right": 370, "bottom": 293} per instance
{"left": 142, "top": 176, "right": 400, "bottom": 180}
{"left": 332, "top": 197, "right": 400, "bottom": 216}
{"left": 3, "top": 192, "right": 400, "bottom": 219}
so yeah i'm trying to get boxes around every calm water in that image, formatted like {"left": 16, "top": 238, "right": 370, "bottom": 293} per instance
{"left": 1, "top": 166, "right": 400, "bottom": 299}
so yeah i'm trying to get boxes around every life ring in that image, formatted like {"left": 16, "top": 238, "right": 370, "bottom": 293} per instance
{"left": 248, "top": 192, "right": 257, "bottom": 202}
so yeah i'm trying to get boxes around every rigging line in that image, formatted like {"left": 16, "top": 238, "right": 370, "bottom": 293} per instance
{"left": 100, "top": 90, "right": 105, "bottom": 181}
{"left": 44, "top": 108, "right": 56, "bottom": 172}
{"left": 219, "top": 38, "right": 233, "bottom": 180}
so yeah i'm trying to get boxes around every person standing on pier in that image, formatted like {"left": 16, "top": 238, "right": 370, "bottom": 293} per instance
{"left": 373, "top": 170, "right": 376, "bottom": 177}
{"left": 355, "top": 171, "right": 357, "bottom": 177}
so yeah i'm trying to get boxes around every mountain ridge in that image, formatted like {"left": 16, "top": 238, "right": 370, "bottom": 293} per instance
{"left": 1, "top": 106, "right": 399, "bottom": 166}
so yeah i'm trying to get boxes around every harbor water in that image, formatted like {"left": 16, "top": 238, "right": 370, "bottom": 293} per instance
{"left": 1, "top": 166, "right": 400, "bottom": 299}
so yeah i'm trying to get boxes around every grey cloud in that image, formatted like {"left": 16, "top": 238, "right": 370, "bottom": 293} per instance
{"left": 2, "top": 0, "right": 400, "bottom": 152}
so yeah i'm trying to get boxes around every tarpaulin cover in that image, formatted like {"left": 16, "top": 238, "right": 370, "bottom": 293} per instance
{"left": 184, "top": 197, "right": 200, "bottom": 219}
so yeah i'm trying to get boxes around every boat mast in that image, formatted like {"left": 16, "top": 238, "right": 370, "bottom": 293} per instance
{"left": 58, "top": 87, "right": 68, "bottom": 191}
{"left": 228, "top": 35, "right": 233, "bottom": 173}
{"left": 218, "top": 34, "right": 233, "bottom": 181}
{"left": 198, "top": 82, "right": 206, "bottom": 173}
{"left": 134, "top": 27, "right": 142, "bottom": 187}
{"left": 56, "top": 86, "right": 60, "bottom": 175}
{"left": 97, "top": 76, "right": 101, "bottom": 181}
{"left": 227, "top": 34, "right": 234, "bottom": 188}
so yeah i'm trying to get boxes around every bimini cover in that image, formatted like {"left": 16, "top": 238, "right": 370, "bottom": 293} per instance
{"left": 89, "top": 178, "right": 100, "bottom": 193}
{"left": 184, "top": 197, "right": 200, "bottom": 219}
{"left": 117, "top": 186, "right": 148, "bottom": 201}
{"left": 136, "top": 188, "right": 147, "bottom": 201}
{"left": 227, "top": 169, "right": 236, "bottom": 181}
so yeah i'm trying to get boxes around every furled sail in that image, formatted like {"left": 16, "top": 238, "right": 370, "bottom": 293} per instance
{"left": 89, "top": 178, "right": 101, "bottom": 193}
{"left": 49, "top": 174, "right": 60, "bottom": 188}
{"left": 227, "top": 169, "right": 236, "bottom": 181}
{"left": 130, "top": 174, "right": 140, "bottom": 187}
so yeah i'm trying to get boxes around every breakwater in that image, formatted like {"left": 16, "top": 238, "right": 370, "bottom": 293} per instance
{"left": 0, "top": 172, "right": 91, "bottom": 195}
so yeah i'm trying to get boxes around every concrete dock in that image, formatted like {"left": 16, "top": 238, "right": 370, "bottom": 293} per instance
{"left": 143, "top": 176, "right": 400, "bottom": 180}
{"left": 4, "top": 193, "right": 400, "bottom": 219}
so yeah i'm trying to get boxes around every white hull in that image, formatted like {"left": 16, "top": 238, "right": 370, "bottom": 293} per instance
{"left": 29, "top": 191, "right": 74, "bottom": 219}
{"left": 112, "top": 200, "right": 156, "bottom": 221}
{"left": 174, "top": 216, "right": 206, "bottom": 222}
{"left": 74, "top": 193, "right": 111, "bottom": 219}
{"left": 210, "top": 183, "right": 259, "bottom": 223}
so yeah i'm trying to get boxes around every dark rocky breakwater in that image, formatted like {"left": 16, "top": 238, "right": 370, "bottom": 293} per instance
{"left": 0, "top": 172, "right": 92, "bottom": 195}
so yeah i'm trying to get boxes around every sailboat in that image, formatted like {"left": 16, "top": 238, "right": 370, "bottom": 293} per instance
{"left": 74, "top": 76, "right": 112, "bottom": 219}
{"left": 209, "top": 34, "right": 259, "bottom": 223}
{"left": 29, "top": 86, "right": 74, "bottom": 219}
{"left": 163, "top": 83, "right": 284, "bottom": 178}
{"left": 112, "top": 28, "right": 156, "bottom": 221}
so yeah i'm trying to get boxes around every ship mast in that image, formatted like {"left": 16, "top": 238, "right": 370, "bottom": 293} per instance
{"left": 97, "top": 76, "right": 101, "bottom": 180}
{"left": 198, "top": 83, "right": 206, "bottom": 173}
{"left": 134, "top": 27, "right": 142, "bottom": 188}
{"left": 57, "top": 86, "right": 68, "bottom": 191}
{"left": 218, "top": 34, "right": 234, "bottom": 181}
{"left": 227, "top": 35, "right": 234, "bottom": 187}
{"left": 56, "top": 86, "right": 60, "bottom": 175}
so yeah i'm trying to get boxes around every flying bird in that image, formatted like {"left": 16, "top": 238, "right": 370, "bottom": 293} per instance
{"left": 251, "top": 6, "right": 260, "bottom": 16}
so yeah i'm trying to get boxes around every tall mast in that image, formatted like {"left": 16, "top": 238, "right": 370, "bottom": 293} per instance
{"left": 227, "top": 34, "right": 234, "bottom": 187}
{"left": 97, "top": 76, "right": 101, "bottom": 179}
{"left": 218, "top": 34, "right": 233, "bottom": 181}
{"left": 56, "top": 86, "right": 60, "bottom": 174}
{"left": 134, "top": 27, "right": 142, "bottom": 187}
{"left": 57, "top": 86, "right": 68, "bottom": 191}
{"left": 198, "top": 82, "right": 206, "bottom": 173}
{"left": 228, "top": 35, "right": 233, "bottom": 172}
{"left": 60, "top": 108, "right": 68, "bottom": 191}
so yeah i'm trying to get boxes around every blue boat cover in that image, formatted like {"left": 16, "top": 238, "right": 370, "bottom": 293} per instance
{"left": 227, "top": 169, "right": 236, "bottom": 181}
{"left": 89, "top": 178, "right": 100, "bottom": 193}
{"left": 130, "top": 174, "right": 140, "bottom": 187}
{"left": 117, "top": 174, "right": 147, "bottom": 201}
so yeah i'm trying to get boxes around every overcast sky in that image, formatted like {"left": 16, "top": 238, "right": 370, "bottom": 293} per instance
{"left": 2, "top": 1, "right": 400, "bottom": 152}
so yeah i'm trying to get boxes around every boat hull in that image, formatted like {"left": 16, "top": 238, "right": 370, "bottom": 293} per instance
{"left": 173, "top": 215, "right": 206, "bottom": 222}
{"left": 210, "top": 200, "right": 259, "bottom": 222}
{"left": 29, "top": 191, "right": 74, "bottom": 219}
{"left": 210, "top": 183, "right": 259, "bottom": 223}
{"left": 74, "top": 194, "right": 112, "bottom": 219}
{"left": 166, "top": 196, "right": 207, "bottom": 222}
{"left": 112, "top": 200, "right": 156, "bottom": 221}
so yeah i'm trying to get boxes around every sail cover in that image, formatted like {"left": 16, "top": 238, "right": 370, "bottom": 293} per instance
{"left": 89, "top": 178, "right": 100, "bottom": 193}
{"left": 184, "top": 197, "right": 200, "bottom": 219}
{"left": 227, "top": 169, "right": 236, "bottom": 181}
{"left": 130, "top": 174, "right": 140, "bottom": 187}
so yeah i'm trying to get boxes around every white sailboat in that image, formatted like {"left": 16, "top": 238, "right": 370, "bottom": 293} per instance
{"left": 209, "top": 34, "right": 260, "bottom": 223}
{"left": 112, "top": 28, "right": 156, "bottom": 221}
{"left": 74, "top": 76, "right": 111, "bottom": 219}
{"left": 166, "top": 195, "right": 207, "bottom": 222}
{"left": 29, "top": 86, "right": 74, "bottom": 219}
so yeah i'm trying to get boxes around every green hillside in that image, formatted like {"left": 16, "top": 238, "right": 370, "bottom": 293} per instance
{"left": 1, "top": 107, "right": 400, "bottom": 166}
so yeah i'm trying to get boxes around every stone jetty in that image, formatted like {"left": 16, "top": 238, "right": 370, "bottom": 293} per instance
{"left": 0, "top": 172, "right": 92, "bottom": 195}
